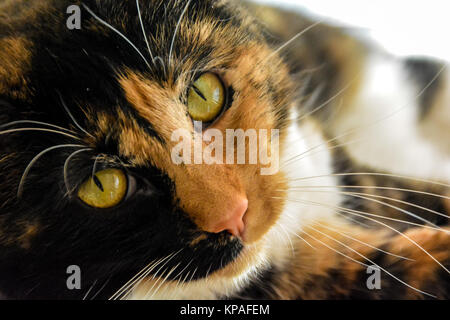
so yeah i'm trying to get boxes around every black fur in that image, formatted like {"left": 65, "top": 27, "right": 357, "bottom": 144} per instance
{"left": 404, "top": 57, "right": 444, "bottom": 119}
{"left": 0, "top": 0, "right": 253, "bottom": 299}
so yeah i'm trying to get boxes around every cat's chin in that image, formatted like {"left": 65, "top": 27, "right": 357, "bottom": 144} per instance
{"left": 130, "top": 242, "right": 268, "bottom": 300}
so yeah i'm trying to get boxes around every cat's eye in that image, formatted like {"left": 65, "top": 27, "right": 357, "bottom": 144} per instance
{"left": 78, "top": 168, "right": 128, "bottom": 209}
{"left": 187, "top": 72, "right": 226, "bottom": 123}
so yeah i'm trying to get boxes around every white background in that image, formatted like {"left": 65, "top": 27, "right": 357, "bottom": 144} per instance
{"left": 252, "top": 0, "right": 450, "bottom": 60}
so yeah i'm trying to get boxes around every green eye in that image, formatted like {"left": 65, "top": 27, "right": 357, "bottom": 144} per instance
{"left": 78, "top": 169, "right": 127, "bottom": 209}
{"left": 187, "top": 72, "right": 225, "bottom": 122}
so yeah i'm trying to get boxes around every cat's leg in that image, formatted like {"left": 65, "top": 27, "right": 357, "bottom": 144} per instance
{"left": 327, "top": 53, "right": 450, "bottom": 183}
{"left": 407, "top": 58, "right": 450, "bottom": 154}
{"left": 301, "top": 223, "right": 450, "bottom": 299}
{"left": 244, "top": 220, "right": 450, "bottom": 299}
{"left": 322, "top": 53, "right": 450, "bottom": 225}
{"left": 248, "top": 2, "right": 449, "bottom": 183}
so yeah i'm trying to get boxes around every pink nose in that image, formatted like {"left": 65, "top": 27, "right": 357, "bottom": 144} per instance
{"left": 208, "top": 197, "right": 248, "bottom": 237}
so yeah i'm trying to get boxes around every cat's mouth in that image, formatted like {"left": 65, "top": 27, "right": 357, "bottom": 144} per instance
{"left": 127, "top": 178, "right": 286, "bottom": 299}
{"left": 187, "top": 205, "right": 279, "bottom": 279}
{"left": 130, "top": 238, "right": 264, "bottom": 299}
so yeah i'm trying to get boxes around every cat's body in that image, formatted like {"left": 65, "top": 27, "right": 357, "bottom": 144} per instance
{"left": 0, "top": 0, "right": 449, "bottom": 299}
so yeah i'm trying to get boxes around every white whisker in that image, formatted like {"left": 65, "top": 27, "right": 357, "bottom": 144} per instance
{"left": 295, "top": 188, "right": 449, "bottom": 220}
{"left": 301, "top": 228, "right": 371, "bottom": 267}
{"left": 57, "top": 92, "right": 95, "bottom": 139}
{"left": 120, "top": 249, "right": 182, "bottom": 300}
{"left": 111, "top": 251, "right": 179, "bottom": 300}
{"left": 285, "top": 65, "right": 447, "bottom": 168}
{"left": 289, "top": 172, "right": 450, "bottom": 188}
{"left": 82, "top": 279, "right": 98, "bottom": 300}
{"left": 143, "top": 251, "right": 182, "bottom": 299}
{"left": 282, "top": 196, "right": 448, "bottom": 234}
{"left": 91, "top": 153, "right": 104, "bottom": 179}
{"left": 292, "top": 197, "right": 450, "bottom": 276}
{"left": 307, "top": 224, "right": 436, "bottom": 298}
{"left": 283, "top": 137, "right": 366, "bottom": 166}
{"left": 297, "top": 74, "right": 360, "bottom": 122}
{"left": 317, "top": 223, "right": 414, "bottom": 261}
{"left": 0, "top": 128, "right": 81, "bottom": 141}
{"left": 168, "top": 0, "right": 192, "bottom": 69}
{"left": 276, "top": 222, "right": 296, "bottom": 255}
{"left": 148, "top": 262, "right": 181, "bottom": 299}
{"left": 63, "top": 148, "right": 92, "bottom": 195}
{"left": 18, "top": 144, "right": 86, "bottom": 198}
{"left": 110, "top": 257, "right": 162, "bottom": 300}
{"left": 136, "top": 0, "right": 155, "bottom": 62}
{"left": 268, "top": 21, "right": 323, "bottom": 59}
{"left": 173, "top": 259, "right": 193, "bottom": 283}
{"left": 288, "top": 185, "right": 450, "bottom": 200}
{"left": 0, "top": 120, "right": 77, "bottom": 134}
{"left": 90, "top": 278, "right": 111, "bottom": 300}
{"left": 152, "top": 56, "right": 167, "bottom": 76}
{"left": 289, "top": 189, "right": 442, "bottom": 227}
{"left": 81, "top": 3, "right": 152, "bottom": 70}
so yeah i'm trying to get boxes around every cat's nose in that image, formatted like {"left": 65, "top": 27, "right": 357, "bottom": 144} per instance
{"left": 207, "top": 197, "right": 248, "bottom": 238}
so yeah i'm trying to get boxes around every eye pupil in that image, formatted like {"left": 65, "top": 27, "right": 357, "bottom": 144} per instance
{"left": 193, "top": 85, "right": 207, "bottom": 101}
{"left": 92, "top": 175, "right": 104, "bottom": 192}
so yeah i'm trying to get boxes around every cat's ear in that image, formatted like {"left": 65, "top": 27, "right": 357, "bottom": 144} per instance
{"left": 0, "top": 37, "right": 33, "bottom": 102}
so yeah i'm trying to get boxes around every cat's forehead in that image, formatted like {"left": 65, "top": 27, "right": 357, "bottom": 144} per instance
{"left": 70, "top": 0, "right": 266, "bottom": 109}
{"left": 0, "top": 0, "right": 265, "bottom": 105}
{"left": 92, "top": 0, "right": 257, "bottom": 74}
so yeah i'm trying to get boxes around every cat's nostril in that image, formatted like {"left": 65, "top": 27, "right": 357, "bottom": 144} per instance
{"left": 208, "top": 197, "right": 248, "bottom": 238}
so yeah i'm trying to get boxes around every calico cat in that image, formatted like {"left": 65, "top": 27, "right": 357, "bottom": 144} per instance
{"left": 0, "top": 0, "right": 449, "bottom": 300}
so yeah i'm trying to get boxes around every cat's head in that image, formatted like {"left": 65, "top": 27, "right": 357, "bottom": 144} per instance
{"left": 0, "top": 0, "right": 295, "bottom": 299}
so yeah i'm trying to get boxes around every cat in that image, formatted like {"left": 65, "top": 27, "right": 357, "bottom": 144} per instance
{"left": 0, "top": 0, "right": 449, "bottom": 300}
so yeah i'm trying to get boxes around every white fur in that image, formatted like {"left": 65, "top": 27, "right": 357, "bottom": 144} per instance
{"left": 330, "top": 54, "right": 450, "bottom": 183}
{"left": 420, "top": 69, "right": 450, "bottom": 154}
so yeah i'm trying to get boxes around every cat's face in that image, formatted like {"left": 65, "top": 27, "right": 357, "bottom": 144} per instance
{"left": 0, "top": 0, "right": 295, "bottom": 298}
